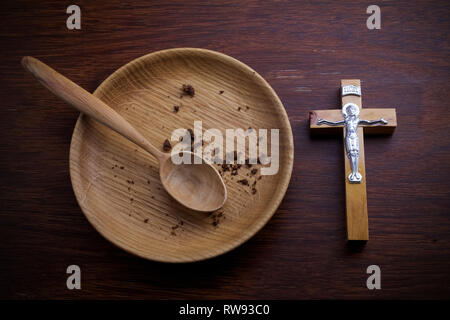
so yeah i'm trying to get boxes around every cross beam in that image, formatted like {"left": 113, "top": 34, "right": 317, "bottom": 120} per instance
{"left": 309, "top": 79, "right": 397, "bottom": 241}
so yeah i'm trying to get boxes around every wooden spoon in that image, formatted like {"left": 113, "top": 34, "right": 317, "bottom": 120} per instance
{"left": 21, "top": 56, "right": 227, "bottom": 212}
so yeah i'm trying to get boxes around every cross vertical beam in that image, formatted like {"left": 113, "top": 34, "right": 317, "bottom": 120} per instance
{"left": 341, "top": 79, "right": 368, "bottom": 240}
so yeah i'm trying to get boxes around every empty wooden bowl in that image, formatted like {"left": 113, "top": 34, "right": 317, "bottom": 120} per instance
{"left": 70, "top": 48, "right": 294, "bottom": 262}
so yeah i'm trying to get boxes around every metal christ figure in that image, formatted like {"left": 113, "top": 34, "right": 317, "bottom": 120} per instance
{"left": 317, "top": 103, "right": 387, "bottom": 183}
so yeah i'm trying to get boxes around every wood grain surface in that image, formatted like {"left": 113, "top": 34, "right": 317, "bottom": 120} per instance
{"left": 1, "top": 0, "right": 449, "bottom": 299}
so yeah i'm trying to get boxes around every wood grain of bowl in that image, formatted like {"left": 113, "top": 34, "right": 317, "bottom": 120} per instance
{"left": 69, "top": 48, "right": 294, "bottom": 262}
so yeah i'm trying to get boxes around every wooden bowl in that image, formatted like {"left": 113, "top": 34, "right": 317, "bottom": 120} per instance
{"left": 69, "top": 48, "right": 293, "bottom": 262}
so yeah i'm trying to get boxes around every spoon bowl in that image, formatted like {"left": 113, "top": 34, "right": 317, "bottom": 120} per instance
{"left": 160, "top": 152, "right": 227, "bottom": 212}
{"left": 21, "top": 56, "right": 227, "bottom": 212}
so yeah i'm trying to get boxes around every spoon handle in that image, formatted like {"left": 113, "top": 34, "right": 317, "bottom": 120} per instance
{"left": 21, "top": 56, "right": 165, "bottom": 161}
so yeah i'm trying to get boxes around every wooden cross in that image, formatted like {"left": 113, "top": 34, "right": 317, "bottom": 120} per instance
{"left": 309, "top": 79, "right": 397, "bottom": 241}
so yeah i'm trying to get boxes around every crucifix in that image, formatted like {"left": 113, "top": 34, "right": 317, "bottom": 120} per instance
{"left": 309, "top": 79, "right": 397, "bottom": 241}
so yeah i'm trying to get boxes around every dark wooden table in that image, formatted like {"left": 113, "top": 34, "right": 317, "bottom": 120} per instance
{"left": 1, "top": 0, "right": 449, "bottom": 299}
